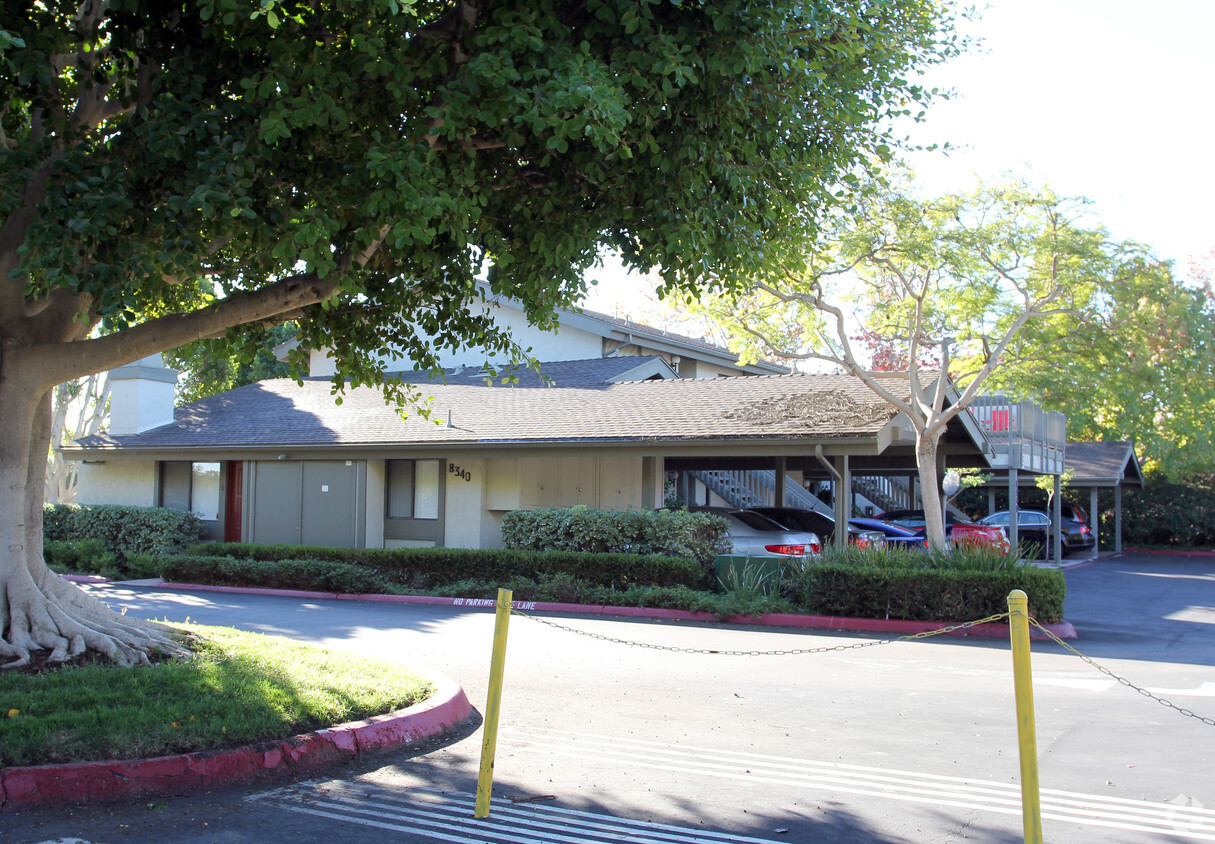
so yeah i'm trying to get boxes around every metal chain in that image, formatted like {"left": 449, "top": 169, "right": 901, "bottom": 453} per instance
{"left": 1028, "top": 617, "right": 1215, "bottom": 727}
{"left": 509, "top": 608, "right": 1011, "bottom": 656}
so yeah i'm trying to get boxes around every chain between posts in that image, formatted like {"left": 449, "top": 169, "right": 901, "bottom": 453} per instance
{"left": 1027, "top": 616, "right": 1215, "bottom": 728}
{"left": 508, "top": 608, "right": 1011, "bottom": 656}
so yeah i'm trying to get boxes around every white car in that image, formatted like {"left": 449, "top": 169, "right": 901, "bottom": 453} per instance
{"left": 692, "top": 507, "right": 822, "bottom": 557}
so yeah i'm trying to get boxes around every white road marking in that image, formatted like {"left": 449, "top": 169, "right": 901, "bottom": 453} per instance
{"left": 501, "top": 727, "right": 1215, "bottom": 841}
{"left": 251, "top": 782, "right": 788, "bottom": 844}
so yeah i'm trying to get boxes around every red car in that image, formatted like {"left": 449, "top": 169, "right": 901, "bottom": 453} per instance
{"left": 877, "top": 510, "right": 1009, "bottom": 553}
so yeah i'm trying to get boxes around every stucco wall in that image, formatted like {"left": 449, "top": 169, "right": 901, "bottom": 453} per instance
{"left": 484, "top": 454, "right": 647, "bottom": 516}
{"left": 443, "top": 456, "right": 487, "bottom": 548}
{"left": 365, "top": 459, "right": 386, "bottom": 548}
{"left": 74, "top": 461, "right": 157, "bottom": 507}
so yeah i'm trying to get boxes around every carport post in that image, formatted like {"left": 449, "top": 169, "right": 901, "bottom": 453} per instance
{"left": 475, "top": 588, "right": 514, "bottom": 818}
{"left": 1008, "top": 469, "right": 1020, "bottom": 551}
{"left": 1115, "top": 484, "right": 1123, "bottom": 553}
{"left": 1090, "top": 487, "right": 1100, "bottom": 554}
{"left": 1007, "top": 590, "right": 1044, "bottom": 844}
{"left": 1052, "top": 475, "right": 1062, "bottom": 565}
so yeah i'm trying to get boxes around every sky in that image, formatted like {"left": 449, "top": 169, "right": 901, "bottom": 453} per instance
{"left": 582, "top": 0, "right": 1215, "bottom": 315}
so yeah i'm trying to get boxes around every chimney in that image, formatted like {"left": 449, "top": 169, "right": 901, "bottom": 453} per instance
{"left": 107, "top": 354, "right": 179, "bottom": 435}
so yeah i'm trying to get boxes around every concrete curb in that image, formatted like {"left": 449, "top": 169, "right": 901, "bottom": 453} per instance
{"left": 0, "top": 669, "right": 473, "bottom": 812}
{"left": 150, "top": 582, "right": 1077, "bottom": 641}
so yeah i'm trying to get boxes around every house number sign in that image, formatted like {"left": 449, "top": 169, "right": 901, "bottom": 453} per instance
{"left": 448, "top": 462, "right": 472, "bottom": 482}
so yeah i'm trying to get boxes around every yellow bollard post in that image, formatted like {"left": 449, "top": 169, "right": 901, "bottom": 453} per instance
{"left": 1008, "top": 589, "right": 1044, "bottom": 843}
{"left": 474, "top": 588, "right": 513, "bottom": 818}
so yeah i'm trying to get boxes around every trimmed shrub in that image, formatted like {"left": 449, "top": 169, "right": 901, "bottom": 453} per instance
{"left": 160, "top": 556, "right": 394, "bottom": 595}
{"left": 43, "top": 539, "right": 117, "bottom": 577}
{"left": 500, "top": 506, "right": 731, "bottom": 568}
{"left": 43, "top": 504, "right": 204, "bottom": 557}
{"left": 1119, "top": 475, "right": 1215, "bottom": 547}
{"left": 190, "top": 543, "right": 703, "bottom": 590}
{"left": 779, "top": 563, "right": 1066, "bottom": 623}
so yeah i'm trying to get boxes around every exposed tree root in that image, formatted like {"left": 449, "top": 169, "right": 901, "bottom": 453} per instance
{"left": 1, "top": 572, "right": 188, "bottom": 669}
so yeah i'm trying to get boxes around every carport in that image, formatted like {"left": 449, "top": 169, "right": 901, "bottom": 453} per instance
{"left": 982, "top": 441, "right": 1143, "bottom": 555}
{"left": 663, "top": 384, "right": 1004, "bottom": 547}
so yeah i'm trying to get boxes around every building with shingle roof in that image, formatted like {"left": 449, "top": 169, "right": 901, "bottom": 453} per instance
{"left": 65, "top": 352, "right": 999, "bottom": 550}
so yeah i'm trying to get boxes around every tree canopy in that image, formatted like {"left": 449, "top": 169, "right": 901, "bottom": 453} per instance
{"left": 686, "top": 174, "right": 1132, "bottom": 547}
{"left": 0, "top": 0, "right": 963, "bottom": 666}
{"left": 987, "top": 250, "right": 1215, "bottom": 479}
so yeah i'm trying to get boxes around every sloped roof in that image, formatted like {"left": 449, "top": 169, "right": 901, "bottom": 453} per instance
{"left": 68, "top": 370, "right": 905, "bottom": 453}
{"left": 1065, "top": 441, "right": 1145, "bottom": 487}
{"left": 395, "top": 355, "right": 674, "bottom": 388}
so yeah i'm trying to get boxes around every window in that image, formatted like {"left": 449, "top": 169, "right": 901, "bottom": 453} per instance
{"left": 160, "top": 461, "right": 221, "bottom": 521}
{"left": 387, "top": 459, "right": 440, "bottom": 520}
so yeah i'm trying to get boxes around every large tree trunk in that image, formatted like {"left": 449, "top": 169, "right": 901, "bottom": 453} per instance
{"left": 0, "top": 353, "right": 182, "bottom": 668}
{"left": 916, "top": 430, "right": 949, "bottom": 551}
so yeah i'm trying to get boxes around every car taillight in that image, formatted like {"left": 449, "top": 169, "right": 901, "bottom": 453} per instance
{"left": 765, "top": 544, "right": 805, "bottom": 556}
{"left": 852, "top": 536, "right": 871, "bottom": 550}
{"left": 1078, "top": 525, "right": 1091, "bottom": 534}
{"left": 811, "top": 541, "right": 821, "bottom": 555}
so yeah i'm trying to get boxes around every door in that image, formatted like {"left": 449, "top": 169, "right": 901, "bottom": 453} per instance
{"left": 224, "top": 461, "right": 243, "bottom": 542}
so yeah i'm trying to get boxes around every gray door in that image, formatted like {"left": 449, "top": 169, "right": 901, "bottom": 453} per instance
{"left": 301, "top": 461, "right": 360, "bottom": 547}
{"left": 249, "top": 460, "right": 364, "bottom": 547}
{"left": 250, "top": 462, "right": 304, "bottom": 545}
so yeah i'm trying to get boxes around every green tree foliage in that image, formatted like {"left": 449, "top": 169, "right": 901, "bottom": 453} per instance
{"left": 163, "top": 323, "right": 296, "bottom": 403}
{"left": 0, "top": 0, "right": 963, "bottom": 665}
{"left": 989, "top": 250, "right": 1215, "bottom": 479}
{"left": 687, "top": 174, "right": 1126, "bottom": 548}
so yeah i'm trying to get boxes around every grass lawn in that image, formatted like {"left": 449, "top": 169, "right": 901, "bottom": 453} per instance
{"left": 0, "top": 624, "right": 434, "bottom": 767}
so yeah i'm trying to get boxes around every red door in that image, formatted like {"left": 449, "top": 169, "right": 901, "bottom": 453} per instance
{"left": 224, "top": 462, "right": 243, "bottom": 542}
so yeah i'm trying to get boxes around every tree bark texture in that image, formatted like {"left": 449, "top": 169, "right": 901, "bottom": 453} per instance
{"left": 0, "top": 353, "right": 185, "bottom": 667}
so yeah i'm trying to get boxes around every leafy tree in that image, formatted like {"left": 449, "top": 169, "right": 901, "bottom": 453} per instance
{"left": 0, "top": 0, "right": 961, "bottom": 666}
{"left": 687, "top": 175, "right": 1122, "bottom": 549}
{"left": 163, "top": 322, "right": 296, "bottom": 403}
{"left": 988, "top": 252, "right": 1215, "bottom": 479}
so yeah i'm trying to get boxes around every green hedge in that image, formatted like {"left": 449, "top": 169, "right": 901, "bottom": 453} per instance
{"left": 43, "top": 504, "right": 204, "bottom": 557}
{"left": 780, "top": 563, "right": 1066, "bottom": 624}
{"left": 161, "top": 556, "right": 395, "bottom": 594}
{"left": 192, "top": 542, "right": 703, "bottom": 589}
{"left": 1118, "top": 476, "right": 1215, "bottom": 546}
{"left": 500, "top": 506, "right": 730, "bottom": 567}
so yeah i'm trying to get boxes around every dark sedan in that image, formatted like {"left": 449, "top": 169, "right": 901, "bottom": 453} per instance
{"left": 978, "top": 509, "right": 1095, "bottom": 557}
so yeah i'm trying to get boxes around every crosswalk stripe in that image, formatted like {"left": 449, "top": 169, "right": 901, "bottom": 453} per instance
{"left": 500, "top": 727, "right": 1215, "bottom": 840}
{"left": 254, "top": 783, "right": 790, "bottom": 844}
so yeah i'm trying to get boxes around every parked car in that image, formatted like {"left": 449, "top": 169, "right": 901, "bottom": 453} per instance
{"left": 749, "top": 507, "right": 886, "bottom": 551}
{"left": 688, "top": 507, "right": 822, "bottom": 557}
{"left": 849, "top": 517, "right": 929, "bottom": 550}
{"left": 877, "top": 509, "right": 1008, "bottom": 552}
{"left": 978, "top": 509, "right": 1095, "bottom": 557}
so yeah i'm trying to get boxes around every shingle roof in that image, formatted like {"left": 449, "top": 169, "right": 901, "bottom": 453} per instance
{"left": 1065, "top": 441, "right": 1144, "bottom": 486}
{"left": 71, "top": 369, "right": 903, "bottom": 452}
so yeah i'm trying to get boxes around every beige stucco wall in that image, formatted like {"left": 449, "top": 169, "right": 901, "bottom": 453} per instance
{"left": 74, "top": 461, "right": 157, "bottom": 507}
{"left": 365, "top": 459, "right": 386, "bottom": 548}
{"left": 484, "top": 454, "right": 647, "bottom": 515}
{"left": 443, "top": 456, "right": 489, "bottom": 548}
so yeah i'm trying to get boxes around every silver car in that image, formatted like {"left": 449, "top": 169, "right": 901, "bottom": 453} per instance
{"left": 692, "top": 507, "right": 822, "bottom": 557}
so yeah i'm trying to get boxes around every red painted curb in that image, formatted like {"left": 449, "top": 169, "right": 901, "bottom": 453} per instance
{"left": 0, "top": 670, "right": 472, "bottom": 812}
{"left": 152, "top": 582, "right": 1076, "bottom": 640}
